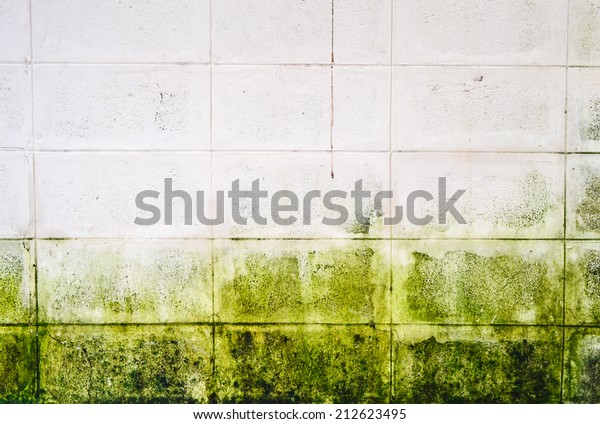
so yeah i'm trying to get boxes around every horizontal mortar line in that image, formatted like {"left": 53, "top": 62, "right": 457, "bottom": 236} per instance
{"left": 12, "top": 61, "right": 212, "bottom": 66}
{"left": 36, "top": 322, "right": 214, "bottom": 327}
{"left": 0, "top": 323, "right": 37, "bottom": 328}
{"left": 391, "top": 322, "right": 565, "bottom": 328}
{"left": 19, "top": 322, "right": 589, "bottom": 329}
{"left": 28, "top": 149, "right": 594, "bottom": 155}
{"left": 0, "top": 147, "right": 30, "bottom": 152}
{"left": 35, "top": 322, "right": 389, "bottom": 328}
{"left": 0, "top": 61, "right": 587, "bottom": 69}
{"left": 20, "top": 237, "right": 600, "bottom": 242}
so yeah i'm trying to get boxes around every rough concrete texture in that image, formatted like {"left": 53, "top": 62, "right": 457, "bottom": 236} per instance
{"left": 1, "top": 0, "right": 600, "bottom": 404}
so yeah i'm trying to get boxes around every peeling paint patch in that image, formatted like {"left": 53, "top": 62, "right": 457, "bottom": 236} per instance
{"left": 214, "top": 325, "right": 390, "bottom": 403}
{"left": 393, "top": 326, "right": 562, "bottom": 403}
{"left": 39, "top": 326, "right": 213, "bottom": 404}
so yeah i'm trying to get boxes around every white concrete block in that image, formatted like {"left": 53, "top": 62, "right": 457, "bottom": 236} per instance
{"left": 0, "top": 65, "right": 32, "bottom": 149}
{"left": 0, "top": 152, "right": 32, "bottom": 238}
{"left": 212, "top": 152, "right": 390, "bottom": 238}
{"left": 391, "top": 153, "right": 564, "bottom": 238}
{"left": 393, "top": 67, "right": 566, "bottom": 152}
{"left": 31, "top": 0, "right": 210, "bottom": 62}
{"left": 333, "top": 0, "right": 391, "bottom": 64}
{"left": 568, "top": 68, "right": 600, "bottom": 152}
{"left": 212, "top": 0, "right": 331, "bottom": 64}
{"left": 0, "top": 0, "right": 30, "bottom": 62}
{"left": 333, "top": 66, "right": 390, "bottom": 151}
{"left": 393, "top": 0, "right": 568, "bottom": 65}
{"left": 213, "top": 66, "right": 330, "bottom": 150}
{"left": 34, "top": 65, "right": 210, "bottom": 150}
{"left": 569, "top": 0, "right": 600, "bottom": 66}
{"left": 35, "top": 152, "right": 212, "bottom": 238}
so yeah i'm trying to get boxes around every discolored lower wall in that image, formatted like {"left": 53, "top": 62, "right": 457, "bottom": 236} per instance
{"left": 2, "top": 0, "right": 600, "bottom": 407}
{"left": 1, "top": 237, "right": 600, "bottom": 404}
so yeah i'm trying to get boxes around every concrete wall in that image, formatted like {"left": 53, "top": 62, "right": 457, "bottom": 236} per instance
{"left": 0, "top": 0, "right": 599, "bottom": 403}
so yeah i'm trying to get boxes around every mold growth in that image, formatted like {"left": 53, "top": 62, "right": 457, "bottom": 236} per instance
{"left": 0, "top": 247, "right": 28, "bottom": 323}
{"left": 38, "top": 241, "right": 212, "bottom": 324}
{"left": 576, "top": 250, "right": 600, "bottom": 322}
{"left": 215, "top": 326, "right": 389, "bottom": 403}
{"left": 217, "top": 246, "right": 387, "bottom": 323}
{"left": 394, "top": 332, "right": 562, "bottom": 403}
{"left": 402, "top": 250, "right": 557, "bottom": 323}
{"left": 576, "top": 172, "right": 600, "bottom": 232}
{"left": 40, "top": 326, "right": 212, "bottom": 403}
{"left": 586, "top": 98, "right": 600, "bottom": 141}
{"left": 566, "top": 332, "right": 600, "bottom": 403}
{"left": 0, "top": 328, "right": 37, "bottom": 404}
{"left": 494, "top": 171, "right": 553, "bottom": 229}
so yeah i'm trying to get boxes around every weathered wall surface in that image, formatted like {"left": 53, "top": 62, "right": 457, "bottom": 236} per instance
{"left": 0, "top": 0, "right": 599, "bottom": 403}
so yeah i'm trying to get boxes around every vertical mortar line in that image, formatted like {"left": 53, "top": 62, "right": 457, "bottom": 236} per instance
{"left": 329, "top": 0, "right": 335, "bottom": 178}
{"left": 388, "top": 0, "right": 394, "bottom": 403}
{"left": 27, "top": 0, "right": 40, "bottom": 401}
{"left": 561, "top": 0, "right": 571, "bottom": 404}
{"left": 209, "top": 0, "right": 216, "bottom": 382}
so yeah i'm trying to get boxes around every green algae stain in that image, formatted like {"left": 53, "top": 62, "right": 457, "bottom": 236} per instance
{"left": 40, "top": 326, "right": 212, "bottom": 404}
{"left": 580, "top": 251, "right": 600, "bottom": 321}
{"left": 576, "top": 172, "right": 600, "bottom": 232}
{"left": 38, "top": 241, "right": 212, "bottom": 324}
{"left": 566, "top": 247, "right": 600, "bottom": 325}
{"left": 216, "top": 244, "right": 388, "bottom": 324}
{"left": 0, "top": 243, "right": 31, "bottom": 324}
{"left": 218, "top": 253, "right": 303, "bottom": 322}
{"left": 401, "top": 250, "right": 558, "bottom": 324}
{"left": 0, "top": 328, "right": 37, "bottom": 403}
{"left": 565, "top": 331, "right": 600, "bottom": 403}
{"left": 495, "top": 171, "right": 553, "bottom": 229}
{"left": 215, "top": 326, "right": 389, "bottom": 403}
{"left": 393, "top": 328, "right": 562, "bottom": 403}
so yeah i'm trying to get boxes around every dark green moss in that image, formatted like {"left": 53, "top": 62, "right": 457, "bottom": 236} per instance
{"left": 217, "top": 244, "right": 388, "bottom": 323}
{"left": 565, "top": 330, "right": 600, "bottom": 403}
{"left": 393, "top": 328, "right": 562, "bottom": 403}
{"left": 401, "top": 250, "right": 559, "bottom": 324}
{"left": 214, "top": 325, "right": 390, "bottom": 403}
{"left": 40, "top": 326, "right": 212, "bottom": 403}
{"left": 576, "top": 173, "right": 600, "bottom": 232}
{"left": 0, "top": 327, "right": 36, "bottom": 404}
